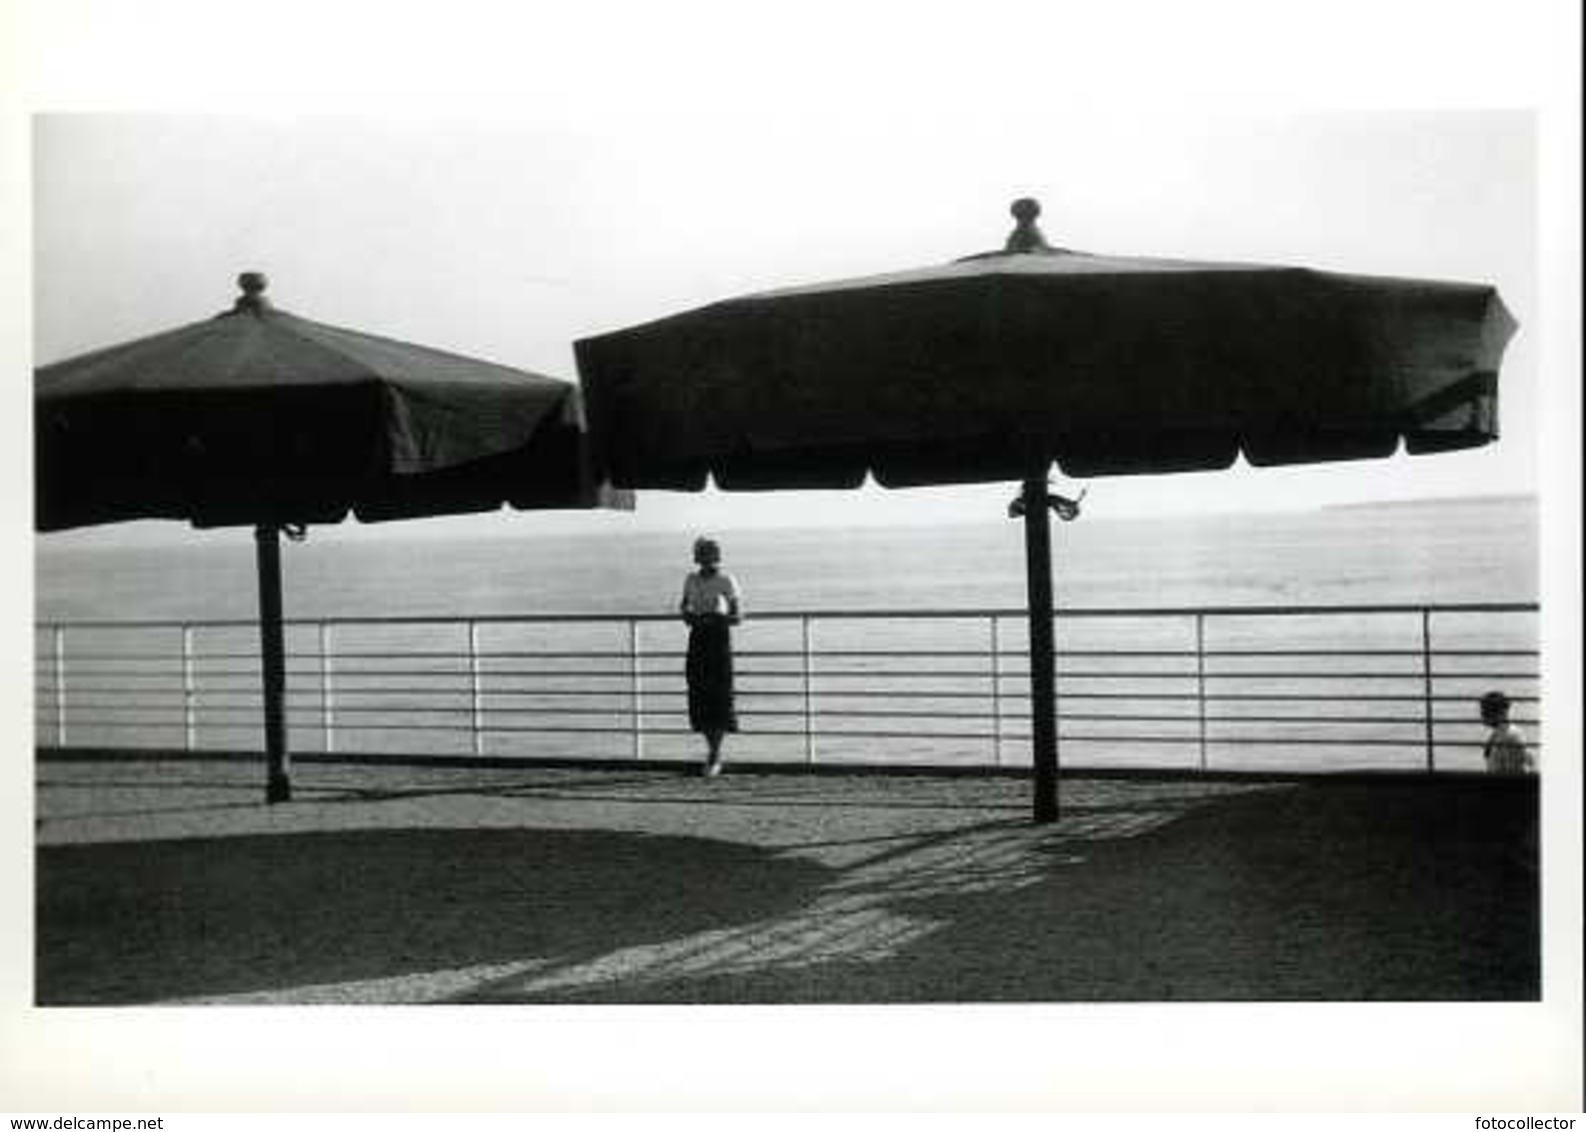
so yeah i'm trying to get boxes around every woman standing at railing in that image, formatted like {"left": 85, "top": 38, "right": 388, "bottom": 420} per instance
{"left": 681, "top": 536, "right": 742, "bottom": 776}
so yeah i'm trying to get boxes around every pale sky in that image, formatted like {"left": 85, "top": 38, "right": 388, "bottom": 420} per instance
{"left": 28, "top": 108, "right": 1542, "bottom": 544}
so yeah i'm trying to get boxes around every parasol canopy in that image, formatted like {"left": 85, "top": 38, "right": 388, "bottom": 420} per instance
{"left": 37, "top": 273, "right": 628, "bottom": 801}
{"left": 576, "top": 199, "right": 1513, "bottom": 489}
{"left": 575, "top": 199, "right": 1518, "bottom": 821}
{"left": 37, "top": 272, "right": 616, "bottom": 530}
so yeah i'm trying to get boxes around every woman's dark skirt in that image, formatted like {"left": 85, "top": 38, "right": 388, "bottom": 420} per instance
{"left": 686, "top": 620, "right": 738, "bottom": 733}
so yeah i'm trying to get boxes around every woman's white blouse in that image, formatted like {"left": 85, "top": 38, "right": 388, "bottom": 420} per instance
{"left": 682, "top": 571, "right": 741, "bottom": 616}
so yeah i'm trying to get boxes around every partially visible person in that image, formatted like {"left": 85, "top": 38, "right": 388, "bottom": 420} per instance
{"left": 680, "top": 536, "right": 741, "bottom": 776}
{"left": 1479, "top": 690, "right": 1534, "bottom": 775}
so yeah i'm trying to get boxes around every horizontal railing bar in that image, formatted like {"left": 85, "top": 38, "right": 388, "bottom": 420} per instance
{"left": 725, "top": 667, "right": 1532, "bottom": 681}
{"left": 781, "top": 710, "right": 1433, "bottom": 727}
{"left": 1421, "top": 665, "right": 1541, "bottom": 675}
{"left": 572, "top": 704, "right": 1539, "bottom": 725}
{"left": 611, "top": 689, "right": 995, "bottom": 704}
{"left": 37, "top": 718, "right": 192, "bottom": 730}
{"left": 37, "top": 722, "right": 1516, "bottom": 748}
{"left": 47, "top": 652, "right": 316, "bottom": 664}
{"left": 41, "top": 723, "right": 1541, "bottom": 751}
{"left": 126, "top": 708, "right": 638, "bottom": 723}
{"left": 748, "top": 689, "right": 993, "bottom": 700}
{"left": 42, "top": 673, "right": 190, "bottom": 684}
{"left": 332, "top": 722, "right": 673, "bottom": 735}
{"left": 32, "top": 655, "right": 230, "bottom": 665}
{"left": 42, "top": 644, "right": 1543, "bottom": 664}
{"left": 170, "top": 688, "right": 659, "bottom": 703}
{"left": 492, "top": 649, "right": 1004, "bottom": 661}
{"left": 1187, "top": 736, "right": 1523, "bottom": 748}
{"left": 129, "top": 706, "right": 450, "bottom": 719}
{"left": 318, "top": 721, "right": 529, "bottom": 734}
{"left": 743, "top": 707, "right": 1014, "bottom": 721}
{"left": 812, "top": 667, "right": 1527, "bottom": 681}
{"left": 57, "top": 670, "right": 323, "bottom": 681}
{"left": 325, "top": 674, "right": 631, "bottom": 684}
{"left": 310, "top": 652, "right": 1544, "bottom": 668}
{"left": 178, "top": 686, "right": 473, "bottom": 699}
{"left": 51, "top": 700, "right": 1532, "bottom": 726}
{"left": 1197, "top": 671, "right": 1541, "bottom": 681}
{"left": 768, "top": 728, "right": 1004, "bottom": 741}
{"left": 47, "top": 717, "right": 1530, "bottom": 739}
{"left": 1420, "top": 649, "right": 1543, "bottom": 658}
{"left": 297, "top": 650, "right": 475, "bottom": 660}
{"left": 271, "top": 666, "right": 478, "bottom": 678}
{"left": 61, "top": 713, "right": 1522, "bottom": 732}
{"left": 1203, "top": 714, "right": 1470, "bottom": 726}
{"left": 67, "top": 723, "right": 1512, "bottom": 751}
{"left": 308, "top": 665, "right": 1113, "bottom": 681}
{"left": 1032, "top": 692, "right": 1525, "bottom": 703}
{"left": 49, "top": 640, "right": 1535, "bottom": 656}
{"left": 755, "top": 669, "right": 1003, "bottom": 680}
{"left": 346, "top": 685, "right": 630, "bottom": 697}
{"left": 42, "top": 699, "right": 186, "bottom": 710}
{"left": 49, "top": 655, "right": 1545, "bottom": 678}
{"left": 1002, "top": 671, "right": 1536, "bottom": 683}
{"left": 1213, "top": 717, "right": 1485, "bottom": 729}
{"left": 33, "top": 717, "right": 681, "bottom": 735}
{"left": 72, "top": 686, "right": 1533, "bottom": 706}
{"left": 34, "top": 600, "right": 1540, "bottom": 632}
{"left": 1049, "top": 734, "right": 1528, "bottom": 749}
{"left": 751, "top": 649, "right": 998, "bottom": 659}
{"left": 319, "top": 651, "right": 733, "bottom": 665}
{"left": 960, "top": 734, "right": 1537, "bottom": 751}
{"left": 1203, "top": 648, "right": 1541, "bottom": 658}
{"left": 47, "top": 664, "right": 1542, "bottom": 687}
{"left": 41, "top": 688, "right": 191, "bottom": 698}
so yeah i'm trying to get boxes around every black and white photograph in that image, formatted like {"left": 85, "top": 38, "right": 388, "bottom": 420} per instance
{"left": 4, "top": 0, "right": 1581, "bottom": 1117}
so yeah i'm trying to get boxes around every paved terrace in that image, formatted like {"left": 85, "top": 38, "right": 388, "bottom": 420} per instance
{"left": 35, "top": 757, "right": 1539, "bottom": 1005}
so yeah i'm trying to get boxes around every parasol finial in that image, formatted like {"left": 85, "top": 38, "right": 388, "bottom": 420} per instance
{"left": 1005, "top": 198, "right": 1052, "bottom": 254}
{"left": 234, "top": 272, "right": 272, "bottom": 313}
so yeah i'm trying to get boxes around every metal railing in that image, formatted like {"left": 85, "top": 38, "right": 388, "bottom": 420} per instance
{"left": 34, "top": 602, "right": 1541, "bottom": 774}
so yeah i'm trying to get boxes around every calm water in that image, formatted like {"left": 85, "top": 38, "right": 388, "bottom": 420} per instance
{"left": 34, "top": 495, "right": 1539, "bottom": 623}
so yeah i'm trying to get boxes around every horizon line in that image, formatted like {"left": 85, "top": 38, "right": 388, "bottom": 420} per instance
{"left": 33, "top": 489, "right": 1543, "bottom": 549}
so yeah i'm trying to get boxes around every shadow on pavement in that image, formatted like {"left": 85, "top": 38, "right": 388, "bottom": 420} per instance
{"left": 887, "top": 778, "right": 1541, "bottom": 1001}
{"left": 593, "top": 778, "right": 1540, "bottom": 1003}
{"left": 36, "top": 827, "right": 832, "bottom": 1005}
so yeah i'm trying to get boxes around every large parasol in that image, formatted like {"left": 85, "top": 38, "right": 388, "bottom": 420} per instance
{"left": 574, "top": 199, "right": 1517, "bottom": 822}
{"left": 36, "top": 272, "right": 627, "bottom": 802}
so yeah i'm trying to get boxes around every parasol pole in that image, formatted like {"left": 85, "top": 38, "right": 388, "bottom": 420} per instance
{"left": 1020, "top": 474, "right": 1060, "bottom": 823}
{"left": 255, "top": 523, "right": 292, "bottom": 803}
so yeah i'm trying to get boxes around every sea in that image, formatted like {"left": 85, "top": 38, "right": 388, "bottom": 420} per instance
{"left": 32, "top": 494, "right": 1543, "bottom": 774}
{"left": 34, "top": 494, "right": 1540, "bottom": 623}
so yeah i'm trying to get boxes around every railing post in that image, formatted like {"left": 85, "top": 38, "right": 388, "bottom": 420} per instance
{"left": 469, "top": 620, "right": 485, "bottom": 758}
{"left": 801, "top": 616, "right": 815, "bottom": 765}
{"left": 630, "top": 619, "right": 644, "bottom": 761}
{"left": 182, "top": 625, "right": 197, "bottom": 752}
{"left": 1421, "top": 608, "right": 1435, "bottom": 772}
{"left": 990, "top": 614, "right": 1004, "bottom": 767}
{"left": 53, "top": 626, "right": 68, "bottom": 747}
{"left": 319, "top": 622, "right": 335, "bottom": 755}
{"left": 1195, "top": 612, "right": 1208, "bottom": 772}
